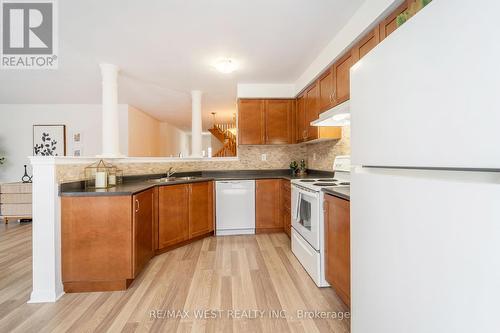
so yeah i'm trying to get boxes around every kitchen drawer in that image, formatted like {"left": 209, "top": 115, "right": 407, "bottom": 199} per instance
{"left": 0, "top": 193, "right": 32, "bottom": 204}
{"left": 0, "top": 203, "right": 32, "bottom": 216}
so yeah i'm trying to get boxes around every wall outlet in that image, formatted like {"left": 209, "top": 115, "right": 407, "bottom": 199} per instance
{"left": 261, "top": 154, "right": 267, "bottom": 161}
{"left": 313, "top": 153, "right": 317, "bottom": 161}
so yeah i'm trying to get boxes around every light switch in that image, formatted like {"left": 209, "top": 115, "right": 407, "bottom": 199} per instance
{"left": 261, "top": 154, "right": 267, "bottom": 161}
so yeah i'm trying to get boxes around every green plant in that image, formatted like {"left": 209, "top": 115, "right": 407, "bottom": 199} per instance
{"left": 299, "top": 159, "right": 306, "bottom": 172}
{"left": 396, "top": 0, "right": 432, "bottom": 28}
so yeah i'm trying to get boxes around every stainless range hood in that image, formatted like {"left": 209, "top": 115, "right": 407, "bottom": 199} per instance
{"left": 310, "top": 100, "right": 350, "bottom": 127}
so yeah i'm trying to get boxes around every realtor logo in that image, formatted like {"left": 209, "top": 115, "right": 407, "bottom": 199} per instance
{"left": 1, "top": 0, "right": 58, "bottom": 69}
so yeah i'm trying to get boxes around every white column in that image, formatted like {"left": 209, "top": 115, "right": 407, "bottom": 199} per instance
{"left": 191, "top": 90, "right": 203, "bottom": 157}
{"left": 28, "top": 157, "right": 64, "bottom": 303}
{"left": 100, "top": 63, "right": 121, "bottom": 157}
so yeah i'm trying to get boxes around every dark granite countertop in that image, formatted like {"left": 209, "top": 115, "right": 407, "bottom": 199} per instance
{"left": 322, "top": 187, "right": 350, "bottom": 201}
{"left": 60, "top": 169, "right": 334, "bottom": 197}
{"left": 321, "top": 187, "right": 351, "bottom": 200}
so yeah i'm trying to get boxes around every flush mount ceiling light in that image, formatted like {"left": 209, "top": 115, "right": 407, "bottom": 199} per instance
{"left": 214, "top": 59, "right": 237, "bottom": 74}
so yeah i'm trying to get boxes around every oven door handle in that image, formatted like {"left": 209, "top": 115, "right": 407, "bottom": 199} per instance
{"left": 294, "top": 191, "right": 302, "bottom": 220}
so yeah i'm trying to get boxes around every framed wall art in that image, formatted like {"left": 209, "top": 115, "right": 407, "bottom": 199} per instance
{"left": 33, "top": 125, "right": 66, "bottom": 156}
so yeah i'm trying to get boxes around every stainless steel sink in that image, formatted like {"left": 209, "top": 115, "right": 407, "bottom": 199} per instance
{"left": 148, "top": 177, "right": 178, "bottom": 183}
{"left": 177, "top": 176, "right": 200, "bottom": 180}
{"left": 148, "top": 176, "right": 200, "bottom": 183}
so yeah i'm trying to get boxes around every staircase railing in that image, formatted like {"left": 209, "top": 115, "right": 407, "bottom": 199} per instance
{"left": 210, "top": 123, "right": 237, "bottom": 157}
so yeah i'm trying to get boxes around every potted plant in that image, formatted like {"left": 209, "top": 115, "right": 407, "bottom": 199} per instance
{"left": 289, "top": 161, "right": 298, "bottom": 176}
{"left": 298, "top": 159, "right": 307, "bottom": 176}
{"left": 396, "top": 0, "right": 433, "bottom": 27}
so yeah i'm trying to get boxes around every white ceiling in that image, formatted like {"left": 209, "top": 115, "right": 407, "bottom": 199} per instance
{"left": 0, "top": 0, "right": 365, "bottom": 130}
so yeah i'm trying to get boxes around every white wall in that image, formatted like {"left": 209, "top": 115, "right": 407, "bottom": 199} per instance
{"left": 128, "top": 106, "right": 161, "bottom": 157}
{"left": 185, "top": 132, "right": 213, "bottom": 157}
{"left": 235, "top": 0, "right": 403, "bottom": 98}
{"left": 159, "top": 122, "right": 189, "bottom": 157}
{"left": 0, "top": 104, "right": 128, "bottom": 182}
{"left": 237, "top": 84, "right": 296, "bottom": 98}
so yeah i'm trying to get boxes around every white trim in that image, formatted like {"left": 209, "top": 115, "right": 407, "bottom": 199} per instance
{"left": 28, "top": 156, "right": 64, "bottom": 303}
{"left": 31, "top": 156, "right": 240, "bottom": 165}
{"left": 28, "top": 290, "right": 64, "bottom": 304}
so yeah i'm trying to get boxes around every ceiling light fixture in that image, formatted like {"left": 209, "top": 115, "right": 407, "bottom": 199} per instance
{"left": 214, "top": 59, "right": 237, "bottom": 74}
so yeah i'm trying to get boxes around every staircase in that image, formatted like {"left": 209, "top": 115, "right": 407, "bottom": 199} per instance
{"left": 209, "top": 123, "right": 237, "bottom": 157}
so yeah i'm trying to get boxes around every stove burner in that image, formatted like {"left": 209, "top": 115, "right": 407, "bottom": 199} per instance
{"left": 299, "top": 179, "right": 317, "bottom": 182}
{"left": 313, "top": 183, "right": 337, "bottom": 187}
{"left": 317, "top": 179, "right": 337, "bottom": 182}
{"left": 339, "top": 182, "right": 350, "bottom": 186}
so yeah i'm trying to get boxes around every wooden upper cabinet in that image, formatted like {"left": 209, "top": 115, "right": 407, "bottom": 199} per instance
{"left": 353, "top": 26, "right": 380, "bottom": 60}
{"left": 305, "top": 83, "right": 320, "bottom": 141}
{"left": 188, "top": 181, "right": 214, "bottom": 238}
{"left": 255, "top": 179, "right": 282, "bottom": 231}
{"left": 318, "top": 67, "right": 335, "bottom": 112}
{"left": 324, "top": 194, "right": 351, "bottom": 307}
{"left": 380, "top": 1, "right": 410, "bottom": 41}
{"left": 158, "top": 184, "right": 189, "bottom": 249}
{"left": 332, "top": 51, "right": 354, "bottom": 106}
{"left": 238, "top": 99, "right": 265, "bottom": 145}
{"left": 133, "top": 189, "right": 154, "bottom": 277}
{"left": 295, "top": 94, "right": 306, "bottom": 143}
{"left": 265, "top": 99, "right": 293, "bottom": 144}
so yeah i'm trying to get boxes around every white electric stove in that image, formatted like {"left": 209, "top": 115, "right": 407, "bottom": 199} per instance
{"left": 290, "top": 155, "right": 350, "bottom": 287}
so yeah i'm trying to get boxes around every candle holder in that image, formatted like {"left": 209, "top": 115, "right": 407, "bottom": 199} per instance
{"left": 84, "top": 159, "right": 117, "bottom": 189}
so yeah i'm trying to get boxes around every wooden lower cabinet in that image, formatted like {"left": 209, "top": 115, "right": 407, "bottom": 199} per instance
{"left": 255, "top": 179, "right": 282, "bottom": 232}
{"left": 62, "top": 188, "right": 154, "bottom": 292}
{"left": 324, "top": 194, "right": 351, "bottom": 307}
{"left": 157, "top": 181, "right": 214, "bottom": 251}
{"left": 281, "top": 180, "right": 291, "bottom": 237}
{"left": 188, "top": 181, "right": 214, "bottom": 238}
{"left": 133, "top": 189, "right": 154, "bottom": 277}
{"left": 158, "top": 184, "right": 190, "bottom": 249}
{"left": 61, "top": 182, "right": 214, "bottom": 293}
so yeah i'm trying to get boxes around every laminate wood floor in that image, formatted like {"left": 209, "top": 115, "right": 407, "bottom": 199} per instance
{"left": 0, "top": 223, "right": 350, "bottom": 333}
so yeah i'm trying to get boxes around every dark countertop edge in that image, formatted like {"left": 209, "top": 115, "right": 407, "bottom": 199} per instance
{"left": 59, "top": 169, "right": 335, "bottom": 197}
{"left": 322, "top": 188, "right": 350, "bottom": 201}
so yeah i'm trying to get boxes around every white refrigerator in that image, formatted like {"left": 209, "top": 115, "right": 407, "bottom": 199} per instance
{"left": 350, "top": 0, "right": 500, "bottom": 332}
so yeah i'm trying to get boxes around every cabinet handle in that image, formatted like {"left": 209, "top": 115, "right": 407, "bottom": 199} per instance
{"left": 135, "top": 199, "right": 140, "bottom": 213}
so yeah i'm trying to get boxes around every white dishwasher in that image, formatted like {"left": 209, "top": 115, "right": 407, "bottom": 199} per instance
{"left": 215, "top": 180, "right": 255, "bottom": 236}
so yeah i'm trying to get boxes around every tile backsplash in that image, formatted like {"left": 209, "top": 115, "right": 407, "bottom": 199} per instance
{"left": 306, "top": 126, "right": 351, "bottom": 171}
{"left": 56, "top": 126, "right": 350, "bottom": 182}
{"left": 56, "top": 144, "right": 307, "bottom": 182}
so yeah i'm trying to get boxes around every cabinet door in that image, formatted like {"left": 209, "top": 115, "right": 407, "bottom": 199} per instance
{"left": 255, "top": 179, "right": 282, "bottom": 231}
{"left": 305, "top": 83, "right": 320, "bottom": 141}
{"left": 265, "top": 99, "right": 292, "bottom": 144}
{"left": 238, "top": 99, "right": 265, "bottom": 145}
{"left": 332, "top": 52, "right": 354, "bottom": 106}
{"left": 296, "top": 94, "right": 306, "bottom": 143}
{"left": 62, "top": 196, "right": 133, "bottom": 284}
{"left": 379, "top": 1, "right": 410, "bottom": 41}
{"left": 353, "top": 26, "right": 380, "bottom": 61}
{"left": 133, "top": 188, "right": 154, "bottom": 277}
{"left": 318, "top": 67, "right": 335, "bottom": 112}
{"left": 158, "top": 184, "right": 189, "bottom": 249}
{"left": 189, "top": 181, "right": 214, "bottom": 238}
{"left": 324, "top": 194, "right": 350, "bottom": 307}
{"left": 281, "top": 180, "right": 291, "bottom": 238}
